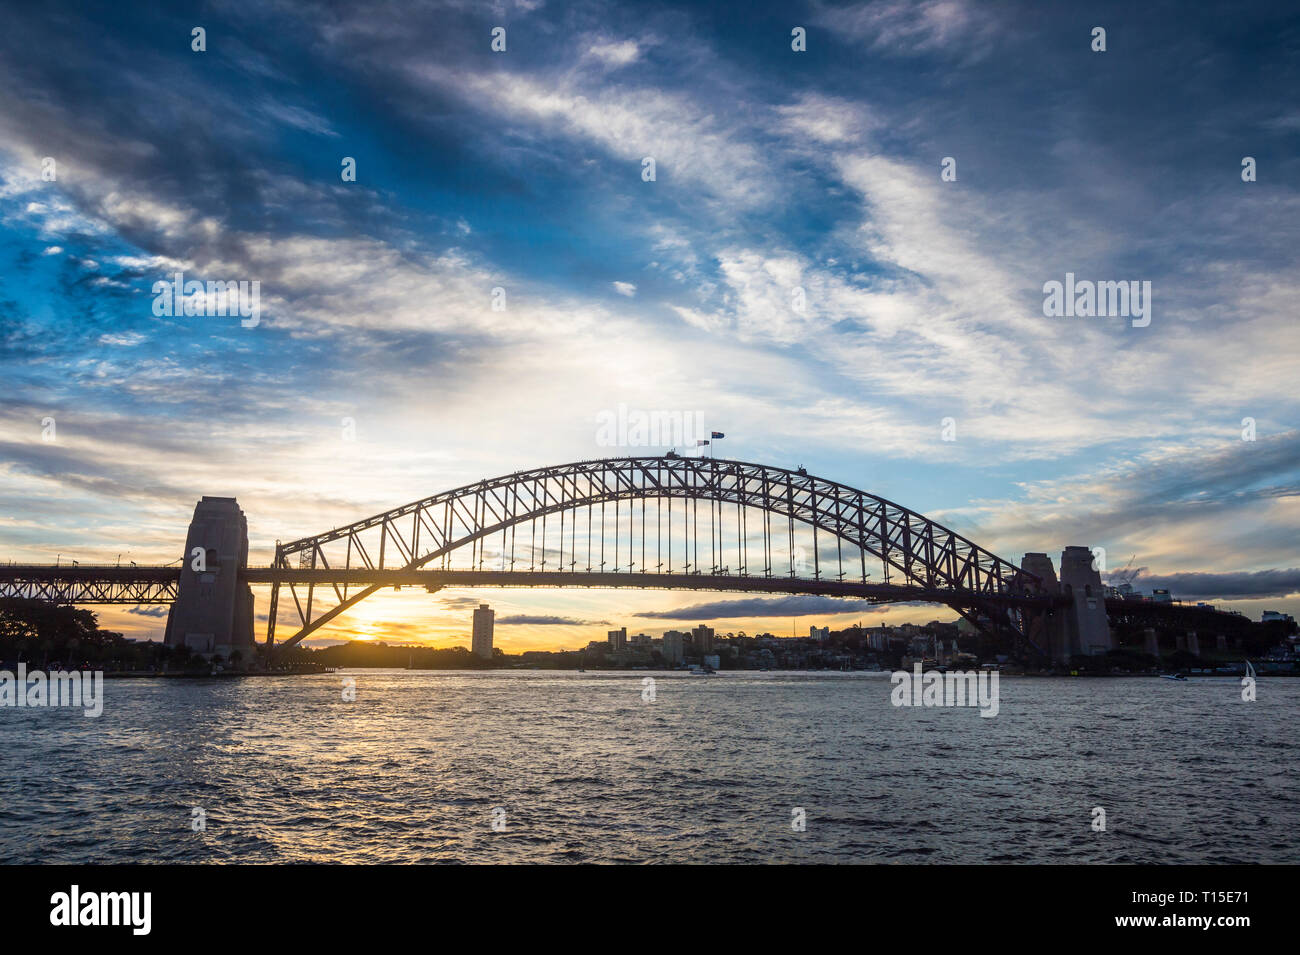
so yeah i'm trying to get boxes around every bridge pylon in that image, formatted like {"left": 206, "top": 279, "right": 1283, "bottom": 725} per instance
{"left": 163, "top": 497, "right": 256, "bottom": 668}
{"left": 1019, "top": 548, "right": 1113, "bottom": 665}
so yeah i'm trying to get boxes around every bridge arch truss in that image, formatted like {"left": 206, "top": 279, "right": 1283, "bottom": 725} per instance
{"left": 268, "top": 456, "right": 1043, "bottom": 651}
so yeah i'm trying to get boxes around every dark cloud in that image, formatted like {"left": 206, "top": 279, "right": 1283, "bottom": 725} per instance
{"left": 0, "top": 439, "right": 195, "bottom": 502}
{"left": 1126, "top": 569, "right": 1300, "bottom": 602}
{"left": 125, "top": 605, "right": 168, "bottom": 618}
{"left": 437, "top": 596, "right": 485, "bottom": 611}
{"left": 495, "top": 615, "right": 609, "bottom": 626}
{"left": 635, "top": 595, "right": 903, "bottom": 620}
{"left": 992, "top": 432, "right": 1300, "bottom": 554}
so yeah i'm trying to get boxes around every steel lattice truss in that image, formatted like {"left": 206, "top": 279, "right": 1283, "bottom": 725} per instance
{"left": 269, "top": 456, "right": 1042, "bottom": 650}
{"left": 0, "top": 567, "right": 179, "bottom": 604}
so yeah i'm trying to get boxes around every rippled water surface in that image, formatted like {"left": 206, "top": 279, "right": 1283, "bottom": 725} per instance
{"left": 1, "top": 670, "right": 1296, "bottom": 863}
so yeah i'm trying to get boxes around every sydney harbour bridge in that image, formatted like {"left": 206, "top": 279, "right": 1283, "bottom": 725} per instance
{"left": 0, "top": 455, "right": 1248, "bottom": 663}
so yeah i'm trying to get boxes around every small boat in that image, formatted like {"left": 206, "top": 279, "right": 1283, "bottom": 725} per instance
{"left": 1161, "top": 672, "right": 1187, "bottom": 681}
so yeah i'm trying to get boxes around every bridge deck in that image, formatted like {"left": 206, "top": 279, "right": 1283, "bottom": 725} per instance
{"left": 0, "top": 564, "right": 1062, "bottom": 607}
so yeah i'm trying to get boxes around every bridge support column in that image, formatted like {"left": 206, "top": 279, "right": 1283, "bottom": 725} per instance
{"left": 1021, "top": 552, "right": 1067, "bottom": 664}
{"left": 1059, "top": 546, "right": 1113, "bottom": 660}
{"left": 164, "top": 497, "right": 255, "bottom": 668}
{"left": 1186, "top": 630, "right": 1200, "bottom": 657}
{"left": 1144, "top": 628, "right": 1160, "bottom": 658}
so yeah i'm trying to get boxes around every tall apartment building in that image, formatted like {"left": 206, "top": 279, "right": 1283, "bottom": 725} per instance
{"left": 692, "top": 625, "right": 714, "bottom": 654}
{"left": 661, "top": 631, "right": 685, "bottom": 665}
{"left": 472, "top": 604, "right": 495, "bottom": 659}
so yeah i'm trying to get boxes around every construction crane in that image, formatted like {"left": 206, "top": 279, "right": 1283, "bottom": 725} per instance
{"left": 1107, "top": 554, "right": 1141, "bottom": 593}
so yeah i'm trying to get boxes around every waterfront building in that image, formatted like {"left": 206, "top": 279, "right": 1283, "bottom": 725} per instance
{"left": 472, "top": 604, "right": 495, "bottom": 659}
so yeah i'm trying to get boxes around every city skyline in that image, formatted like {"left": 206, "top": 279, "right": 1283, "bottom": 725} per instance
{"left": 1, "top": 0, "right": 1298, "bottom": 651}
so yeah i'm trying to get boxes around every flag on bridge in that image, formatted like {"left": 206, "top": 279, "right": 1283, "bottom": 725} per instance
{"left": 696, "top": 440, "right": 710, "bottom": 446}
{"left": 711, "top": 432, "right": 725, "bottom": 439}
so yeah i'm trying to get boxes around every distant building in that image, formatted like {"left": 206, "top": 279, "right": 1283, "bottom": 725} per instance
{"left": 1151, "top": 589, "right": 1173, "bottom": 603}
{"left": 472, "top": 604, "right": 495, "bottom": 659}
{"left": 662, "top": 631, "right": 685, "bottom": 665}
{"left": 810, "top": 626, "right": 830, "bottom": 642}
{"left": 692, "top": 625, "right": 714, "bottom": 654}
{"left": 607, "top": 627, "right": 627, "bottom": 650}
{"left": 631, "top": 632, "right": 652, "bottom": 646}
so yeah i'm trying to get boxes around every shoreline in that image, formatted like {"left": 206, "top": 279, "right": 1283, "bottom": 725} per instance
{"left": 90, "top": 666, "right": 1296, "bottom": 679}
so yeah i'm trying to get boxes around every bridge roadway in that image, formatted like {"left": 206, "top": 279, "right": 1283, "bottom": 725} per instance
{"left": 2, "top": 563, "right": 1255, "bottom": 627}
{"left": 0, "top": 564, "right": 1065, "bottom": 608}
{"left": 0, "top": 564, "right": 1260, "bottom": 640}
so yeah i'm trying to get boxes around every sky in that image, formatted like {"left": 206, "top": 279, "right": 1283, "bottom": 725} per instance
{"left": 0, "top": 0, "right": 1297, "bottom": 651}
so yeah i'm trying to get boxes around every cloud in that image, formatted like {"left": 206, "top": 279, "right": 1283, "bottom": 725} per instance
{"left": 1123, "top": 569, "right": 1300, "bottom": 602}
{"left": 635, "top": 595, "right": 899, "bottom": 620}
{"left": 125, "top": 606, "right": 168, "bottom": 618}
{"left": 258, "top": 100, "right": 340, "bottom": 137}
{"left": 774, "top": 93, "right": 878, "bottom": 146}
{"left": 407, "top": 63, "right": 775, "bottom": 207}
{"left": 496, "top": 614, "right": 610, "bottom": 626}
{"left": 958, "top": 432, "right": 1300, "bottom": 565}
{"left": 816, "top": 0, "right": 1000, "bottom": 59}
{"left": 97, "top": 332, "right": 145, "bottom": 346}
{"left": 585, "top": 38, "right": 641, "bottom": 68}
{"left": 437, "top": 596, "right": 484, "bottom": 611}
{"left": 1, "top": 0, "right": 1298, "bottom": 642}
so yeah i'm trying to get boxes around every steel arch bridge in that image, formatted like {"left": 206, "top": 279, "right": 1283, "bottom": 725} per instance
{"left": 267, "top": 455, "right": 1047, "bottom": 652}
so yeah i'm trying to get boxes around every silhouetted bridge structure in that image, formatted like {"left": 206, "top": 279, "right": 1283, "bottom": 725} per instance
{"left": 0, "top": 456, "right": 1257, "bottom": 660}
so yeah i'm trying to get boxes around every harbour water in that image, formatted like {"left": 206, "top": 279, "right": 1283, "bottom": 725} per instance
{"left": 1, "top": 670, "right": 1295, "bottom": 864}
